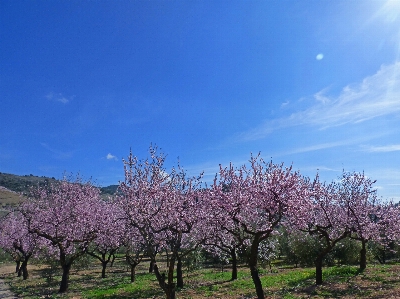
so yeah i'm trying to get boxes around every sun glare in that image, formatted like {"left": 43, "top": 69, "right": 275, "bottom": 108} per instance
{"left": 386, "top": 0, "right": 400, "bottom": 9}
{"left": 383, "top": 0, "right": 400, "bottom": 21}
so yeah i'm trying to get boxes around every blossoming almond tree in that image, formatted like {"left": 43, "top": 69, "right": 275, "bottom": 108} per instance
{"left": 339, "top": 171, "right": 382, "bottom": 270}
{"left": 290, "top": 171, "right": 394, "bottom": 284}
{"left": 86, "top": 200, "right": 124, "bottom": 278}
{"left": 201, "top": 191, "right": 250, "bottom": 281}
{"left": 210, "top": 154, "right": 309, "bottom": 299}
{"left": 0, "top": 211, "right": 40, "bottom": 280}
{"left": 20, "top": 178, "right": 103, "bottom": 293}
{"left": 368, "top": 200, "right": 400, "bottom": 264}
{"left": 171, "top": 191, "right": 210, "bottom": 289}
{"left": 122, "top": 222, "right": 148, "bottom": 283}
{"left": 118, "top": 146, "right": 204, "bottom": 299}
{"left": 292, "top": 174, "right": 355, "bottom": 285}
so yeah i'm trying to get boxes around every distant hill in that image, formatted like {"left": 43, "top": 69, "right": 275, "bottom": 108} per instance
{"left": 0, "top": 172, "right": 58, "bottom": 194}
{"left": 0, "top": 186, "right": 22, "bottom": 217}
{"left": 0, "top": 172, "right": 120, "bottom": 217}
{"left": 100, "top": 184, "right": 119, "bottom": 195}
{"left": 0, "top": 172, "right": 119, "bottom": 199}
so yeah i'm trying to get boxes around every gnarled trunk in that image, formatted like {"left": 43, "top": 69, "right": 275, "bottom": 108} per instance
{"left": 149, "top": 259, "right": 155, "bottom": 273}
{"left": 360, "top": 240, "right": 367, "bottom": 271}
{"left": 110, "top": 254, "right": 116, "bottom": 267}
{"left": 153, "top": 261, "right": 176, "bottom": 299}
{"left": 59, "top": 263, "right": 71, "bottom": 293}
{"left": 130, "top": 264, "right": 136, "bottom": 282}
{"left": 315, "top": 256, "right": 323, "bottom": 285}
{"left": 21, "top": 260, "right": 29, "bottom": 280}
{"left": 176, "top": 256, "right": 183, "bottom": 288}
{"left": 15, "top": 260, "right": 21, "bottom": 274}
{"left": 101, "top": 261, "right": 108, "bottom": 278}
{"left": 87, "top": 251, "right": 113, "bottom": 278}
{"left": 248, "top": 240, "right": 264, "bottom": 299}
{"left": 17, "top": 264, "right": 22, "bottom": 277}
{"left": 314, "top": 246, "right": 332, "bottom": 285}
{"left": 230, "top": 248, "right": 238, "bottom": 281}
{"left": 165, "top": 284, "right": 176, "bottom": 299}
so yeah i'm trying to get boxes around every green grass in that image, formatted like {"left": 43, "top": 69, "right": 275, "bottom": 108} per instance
{"left": 4, "top": 260, "right": 400, "bottom": 299}
{"left": 323, "top": 265, "right": 360, "bottom": 281}
{"left": 82, "top": 273, "right": 163, "bottom": 299}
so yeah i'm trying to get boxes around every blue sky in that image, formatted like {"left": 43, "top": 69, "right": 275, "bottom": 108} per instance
{"left": 1, "top": 0, "right": 400, "bottom": 200}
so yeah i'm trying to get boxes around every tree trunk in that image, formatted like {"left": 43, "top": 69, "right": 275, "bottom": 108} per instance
{"left": 167, "top": 255, "right": 176, "bottom": 299}
{"left": 17, "top": 265, "right": 22, "bottom": 277}
{"left": 130, "top": 264, "right": 136, "bottom": 282}
{"left": 176, "top": 256, "right": 183, "bottom": 288}
{"left": 15, "top": 260, "right": 21, "bottom": 274}
{"left": 231, "top": 248, "right": 238, "bottom": 281}
{"left": 249, "top": 264, "right": 264, "bottom": 299}
{"left": 165, "top": 284, "right": 176, "bottom": 299}
{"left": 87, "top": 251, "right": 110, "bottom": 278}
{"left": 59, "top": 263, "right": 71, "bottom": 293}
{"left": 149, "top": 259, "right": 155, "bottom": 273}
{"left": 153, "top": 262, "right": 176, "bottom": 299}
{"left": 101, "top": 261, "right": 108, "bottom": 278}
{"left": 249, "top": 240, "right": 264, "bottom": 299}
{"left": 110, "top": 254, "right": 116, "bottom": 267}
{"left": 315, "top": 257, "right": 323, "bottom": 285}
{"left": 360, "top": 240, "right": 367, "bottom": 271}
{"left": 21, "top": 260, "right": 29, "bottom": 280}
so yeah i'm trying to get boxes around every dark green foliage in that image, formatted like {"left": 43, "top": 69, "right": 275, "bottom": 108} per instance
{"left": 0, "top": 172, "right": 57, "bottom": 194}
{"left": 183, "top": 249, "right": 206, "bottom": 272}
{"left": 332, "top": 238, "right": 362, "bottom": 265}
{"left": 74, "top": 253, "right": 96, "bottom": 272}
{"left": 100, "top": 185, "right": 119, "bottom": 195}
{"left": 279, "top": 229, "right": 322, "bottom": 267}
{"left": 369, "top": 240, "right": 400, "bottom": 264}
{"left": 0, "top": 248, "right": 13, "bottom": 263}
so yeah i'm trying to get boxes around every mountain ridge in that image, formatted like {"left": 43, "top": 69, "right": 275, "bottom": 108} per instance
{"left": 0, "top": 172, "right": 119, "bottom": 195}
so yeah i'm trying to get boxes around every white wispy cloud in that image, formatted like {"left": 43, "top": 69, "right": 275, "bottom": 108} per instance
{"left": 238, "top": 61, "right": 400, "bottom": 141}
{"left": 282, "top": 134, "right": 384, "bottom": 156}
{"left": 106, "top": 153, "right": 118, "bottom": 161}
{"left": 284, "top": 140, "right": 353, "bottom": 155}
{"left": 280, "top": 101, "right": 290, "bottom": 108}
{"left": 362, "top": 144, "right": 400, "bottom": 152}
{"left": 46, "top": 92, "right": 74, "bottom": 104}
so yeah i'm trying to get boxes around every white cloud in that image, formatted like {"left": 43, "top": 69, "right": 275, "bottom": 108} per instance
{"left": 238, "top": 61, "right": 400, "bottom": 141}
{"left": 46, "top": 92, "right": 73, "bottom": 104}
{"left": 296, "top": 62, "right": 400, "bottom": 127}
{"left": 279, "top": 134, "right": 379, "bottom": 156}
{"left": 57, "top": 97, "right": 69, "bottom": 104}
{"left": 280, "top": 101, "right": 290, "bottom": 108}
{"left": 316, "top": 53, "right": 324, "bottom": 60}
{"left": 362, "top": 144, "right": 400, "bottom": 152}
{"left": 106, "top": 153, "right": 118, "bottom": 161}
{"left": 285, "top": 140, "right": 353, "bottom": 155}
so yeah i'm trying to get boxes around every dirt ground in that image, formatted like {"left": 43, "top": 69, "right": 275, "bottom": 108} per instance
{"left": 0, "top": 264, "right": 17, "bottom": 276}
{"left": 0, "top": 264, "right": 19, "bottom": 299}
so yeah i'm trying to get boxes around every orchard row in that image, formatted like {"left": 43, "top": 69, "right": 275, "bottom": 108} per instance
{"left": 0, "top": 146, "right": 398, "bottom": 299}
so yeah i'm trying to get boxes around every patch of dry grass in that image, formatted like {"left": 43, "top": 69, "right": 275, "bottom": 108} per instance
{"left": 0, "top": 188, "right": 22, "bottom": 206}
